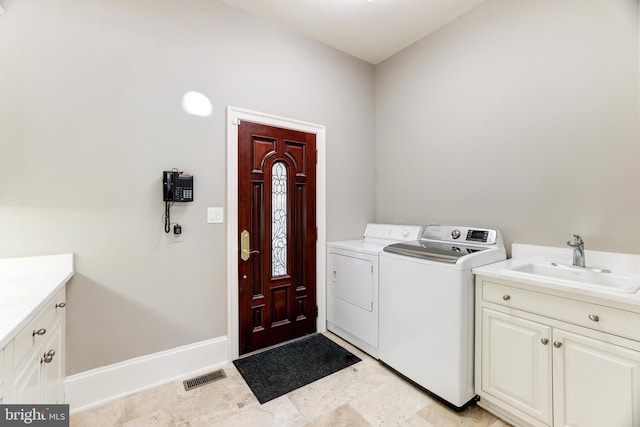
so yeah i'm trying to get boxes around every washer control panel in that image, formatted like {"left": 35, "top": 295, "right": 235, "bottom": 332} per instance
{"left": 422, "top": 225, "right": 499, "bottom": 245}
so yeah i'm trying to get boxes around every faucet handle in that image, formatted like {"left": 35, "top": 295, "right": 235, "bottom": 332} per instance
{"left": 569, "top": 234, "right": 583, "bottom": 243}
{"left": 567, "top": 234, "right": 584, "bottom": 248}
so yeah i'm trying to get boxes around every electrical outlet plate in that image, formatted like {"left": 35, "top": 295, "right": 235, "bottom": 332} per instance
{"left": 173, "top": 226, "right": 183, "bottom": 242}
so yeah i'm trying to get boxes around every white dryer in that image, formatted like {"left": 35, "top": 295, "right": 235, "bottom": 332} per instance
{"left": 326, "top": 223, "right": 423, "bottom": 357}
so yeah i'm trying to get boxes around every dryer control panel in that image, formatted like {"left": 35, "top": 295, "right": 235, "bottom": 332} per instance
{"left": 364, "top": 224, "right": 423, "bottom": 242}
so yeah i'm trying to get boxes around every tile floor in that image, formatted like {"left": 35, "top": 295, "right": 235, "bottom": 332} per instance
{"left": 70, "top": 333, "right": 512, "bottom": 427}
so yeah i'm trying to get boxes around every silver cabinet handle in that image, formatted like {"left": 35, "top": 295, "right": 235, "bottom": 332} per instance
{"left": 588, "top": 314, "right": 600, "bottom": 322}
{"left": 541, "top": 338, "right": 549, "bottom": 345}
{"left": 41, "top": 349, "right": 55, "bottom": 364}
{"left": 32, "top": 328, "right": 47, "bottom": 337}
{"left": 554, "top": 341, "right": 563, "bottom": 348}
{"left": 502, "top": 295, "right": 511, "bottom": 301}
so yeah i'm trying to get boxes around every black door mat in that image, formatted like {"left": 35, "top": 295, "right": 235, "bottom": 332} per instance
{"left": 233, "top": 333, "right": 361, "bottom": 404}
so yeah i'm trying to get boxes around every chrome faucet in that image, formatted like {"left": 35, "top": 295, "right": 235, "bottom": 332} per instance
{"left": 567, "top": 234, "right": 585, "bottom": 267}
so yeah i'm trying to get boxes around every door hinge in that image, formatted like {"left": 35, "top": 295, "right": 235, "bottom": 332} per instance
{"left": 233, "top": 118, "right": 241, "bottom": 126}
{"left": 315, "top": 306, "right": 319, "bottom": 318}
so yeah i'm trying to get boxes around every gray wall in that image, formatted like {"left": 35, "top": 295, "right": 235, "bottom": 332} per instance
{"left": 0, "top": 0, "right": 376, "bottom": 374}
{"left": 375, "top": 0, "right": 640, "bottom": 254}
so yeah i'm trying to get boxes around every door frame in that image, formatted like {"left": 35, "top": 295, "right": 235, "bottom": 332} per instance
{"left": 226, "top": 106, "right": 327, "bottom": 361}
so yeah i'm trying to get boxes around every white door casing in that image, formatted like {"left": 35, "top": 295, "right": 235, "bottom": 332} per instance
{"left": 226, "top": 106, "right": 327, "bottom": 361}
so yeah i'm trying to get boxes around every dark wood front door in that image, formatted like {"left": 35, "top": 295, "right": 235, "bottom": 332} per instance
{"left": 238, "top": 121, "right": 317, "bottom": 355}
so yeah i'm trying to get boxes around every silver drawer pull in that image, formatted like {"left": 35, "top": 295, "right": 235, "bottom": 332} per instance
{"left": 588, "top": 314, "right": 600, "bottom": 322}
{"left": 56, "top": 302, "right": 66, "bottom": 309}
{"left": 554, "top": 341, "right": 563, "bottom": 348}
{"left": 541, "top": 338, "right": 549, "bottom": 345}
{"left": 41, "top": 350, "right": 55, "bottom": 364}
{"left": 32, "top": 328, "right": 47, "bottom": 337}
{"left": 502, "top": 295, "right": 511, "bottom": 301}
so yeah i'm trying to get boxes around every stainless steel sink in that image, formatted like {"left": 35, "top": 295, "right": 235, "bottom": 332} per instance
{"left": 502, "top": 262, "right": 640, "bottom": 293}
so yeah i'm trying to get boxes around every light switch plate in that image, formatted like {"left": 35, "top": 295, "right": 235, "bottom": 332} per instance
{"left": 207, "top": 207, "right": 224, "bottom": 224}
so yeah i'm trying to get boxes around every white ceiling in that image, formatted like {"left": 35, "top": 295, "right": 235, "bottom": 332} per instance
{"left": 220, "top": 0, "right": 485, "bottom": 64}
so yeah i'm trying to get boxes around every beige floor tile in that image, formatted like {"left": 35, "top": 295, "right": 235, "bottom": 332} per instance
{"left": 71, "top": 364, "right": 254, "bottom": 427}
{"left": 287, "top": 357, "right": 401, "bottom": 422}
{"left": 121, "top": 381, "right": 185, "bottom": 421}
{"left": 70, "top": 381, "right": 183, "bottom": 426}
{"left": 409, "top": 400, "right": 509, "bottom": 427}
{"left": 193, "top": 395, "right": 306, "bottom": 427}
{"left": 70, "top": 398, "right": 127, "bottom": 427}
{"left": 142, "top": 365, "right": 259, "bottom": 425}
{"left": 305, "top": 403, "right": 372, "bottom": 427}
{"left": 122, "top": 410, "right": 181, "bottom": 427}
{"left": 400, "top": 411, "right": 436, "bottom": 427}
{"left": 348, "top": 371, "right": 434, "bottom": 426}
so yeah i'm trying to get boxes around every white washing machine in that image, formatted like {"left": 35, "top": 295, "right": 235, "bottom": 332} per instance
{"left": 326, "top": 223, "right": 423, "bottom": 357}
{"left": 379, "top": 224, "right": 506, "bottom": 410}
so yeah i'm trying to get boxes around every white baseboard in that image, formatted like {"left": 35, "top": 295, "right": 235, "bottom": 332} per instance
{"left": 65, "top": 336, "right": 228, "bottom": 414}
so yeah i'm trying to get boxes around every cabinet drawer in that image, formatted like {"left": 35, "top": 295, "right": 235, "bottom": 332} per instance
{"left": 482, "top": 281, "right": 640, "bottom": 341}
{"left": 12, "top": 287, "right": 66, "bottom": 368}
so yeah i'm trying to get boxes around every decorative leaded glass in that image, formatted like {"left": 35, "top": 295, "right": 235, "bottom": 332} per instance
{"left": 272, "top": 162, "right": 287, "bottom": 276}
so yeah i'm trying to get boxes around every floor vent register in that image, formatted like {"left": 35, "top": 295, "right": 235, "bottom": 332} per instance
{"left": 183, "top": 369, "right": 226, "bottom": 391}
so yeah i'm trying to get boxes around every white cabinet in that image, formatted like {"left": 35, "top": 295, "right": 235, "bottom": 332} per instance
{"left": 480, "top": 308, "right": 552, "bottom": 425}
{"left": 475, "top": 277, "right": 640, "bottom": 427}
{"left": 552, "top": 329, "right": 640, "bottom": 427}
{"left": 7, "top": 286, "right": 66, "bottom": 404}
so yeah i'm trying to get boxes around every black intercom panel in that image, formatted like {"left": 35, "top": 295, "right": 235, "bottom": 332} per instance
{"left": 163, "top": 171, "right": 194, "bottom": 202}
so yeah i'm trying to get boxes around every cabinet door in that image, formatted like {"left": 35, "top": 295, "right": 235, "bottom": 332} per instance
{"left": 11, "top": 353, "right": 41, "bottom": 403}
{"left": 481, "top": 308, "right": 552, "bottom": 425}
{"left": 553, "top": 330, "right": 640, "bottom": 427}
{"left": 41, "top": 320, "right": 63, "bottom": 404}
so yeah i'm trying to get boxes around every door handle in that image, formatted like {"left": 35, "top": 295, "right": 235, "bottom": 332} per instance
{"left": 240, "top": 230, "right": 260, "bottom": 261}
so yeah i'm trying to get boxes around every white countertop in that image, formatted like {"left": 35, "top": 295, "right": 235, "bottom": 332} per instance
{"left": 0, "top": 254, "right": 74, "bottom": 349}
{"left": 473, "top": 244, "right": 640, "bottom": 309}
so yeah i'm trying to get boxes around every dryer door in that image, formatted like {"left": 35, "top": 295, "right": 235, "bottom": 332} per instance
{"left": 327, "top": 252, "right": 374, "bottom": 311}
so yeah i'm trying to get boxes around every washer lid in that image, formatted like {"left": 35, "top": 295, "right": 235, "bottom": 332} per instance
{"left": 383, "top": 240, "right": 488, "bottom": 263}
